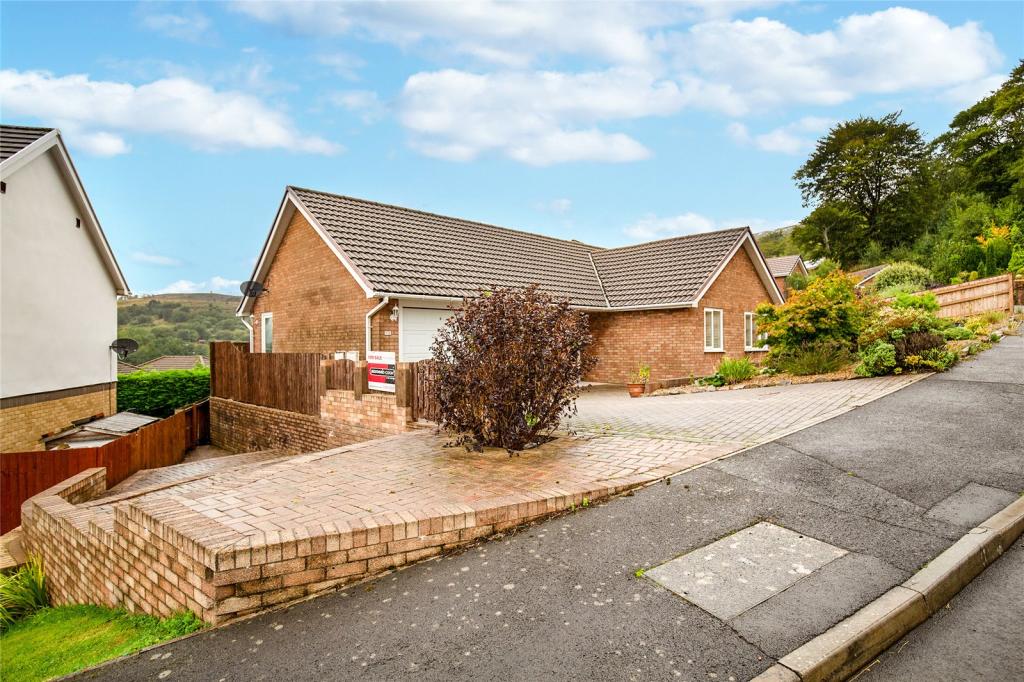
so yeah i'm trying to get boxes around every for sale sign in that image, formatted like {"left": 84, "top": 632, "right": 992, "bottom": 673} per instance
{"left": 366, "top": 351, "right": 396, "bottom": 393}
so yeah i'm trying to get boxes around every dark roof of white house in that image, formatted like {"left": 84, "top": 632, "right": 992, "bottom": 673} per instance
{"left": 279, "top": 187, "right": 765, "bottom": 310}
{"left": 0, "top": 124, "right": 53, "bottom": 162}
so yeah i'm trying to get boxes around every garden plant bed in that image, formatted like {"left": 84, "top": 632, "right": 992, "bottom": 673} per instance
{"left": 650, "top": 367, "right": 862, "bottom": 396}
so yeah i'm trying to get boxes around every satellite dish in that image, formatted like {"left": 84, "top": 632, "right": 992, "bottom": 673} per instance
{"left": 110, "top": 338, "right": 139, "bottom": 360}
{"left": 240, "top": 280, "right": 266, "bottom": 297}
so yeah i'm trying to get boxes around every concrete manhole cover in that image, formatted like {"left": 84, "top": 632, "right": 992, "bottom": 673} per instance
{"left": 645, "top": 521, "right": 847, "bottom": 620}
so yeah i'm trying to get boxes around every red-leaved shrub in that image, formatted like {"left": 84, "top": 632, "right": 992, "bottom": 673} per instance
{"left": 430, "top": 286, "right": 597, "bottom": 452}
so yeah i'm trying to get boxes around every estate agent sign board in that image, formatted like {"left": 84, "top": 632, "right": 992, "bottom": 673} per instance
{"left": 367, "top": 351, "right": 396, "bottom": 393}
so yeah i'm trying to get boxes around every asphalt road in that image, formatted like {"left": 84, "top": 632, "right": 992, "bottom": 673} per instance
{"left": 81, "top": 336, "right": 1024, "bottom": 682}
{"left": 857, "top": 539, "right": 1024, "bottom": 681}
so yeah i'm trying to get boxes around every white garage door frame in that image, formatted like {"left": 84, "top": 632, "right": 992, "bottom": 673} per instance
{"left": 398, "top": 299, "right": 457, "bottom": 363}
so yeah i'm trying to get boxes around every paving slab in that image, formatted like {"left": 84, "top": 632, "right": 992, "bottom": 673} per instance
{"left": 924, "top": 482, "right": 1020, "bottom": 528}
{"left": 730, "top": 552, "right": 907, "bottom": 658}
{"left": 645, "top": 521, "right": 847, "bottom": 620}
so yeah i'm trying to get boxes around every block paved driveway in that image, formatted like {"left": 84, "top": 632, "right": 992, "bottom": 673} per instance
{"left": 567, "top": 374, "right": 921, "bottom": 445}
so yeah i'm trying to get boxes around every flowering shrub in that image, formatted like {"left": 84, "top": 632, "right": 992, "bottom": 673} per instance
{"left": 855, "top": 306, "right": 953, "bottom": 375}
{"left": 756, "top": 271, "right": 869, "bottom": 354}
{"left": 430, "top": 285, "right": 596, "bottom": 453}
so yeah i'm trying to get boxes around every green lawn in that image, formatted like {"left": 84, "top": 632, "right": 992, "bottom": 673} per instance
{"left": 0, "top": 605, "right": 203, "bottom": 682}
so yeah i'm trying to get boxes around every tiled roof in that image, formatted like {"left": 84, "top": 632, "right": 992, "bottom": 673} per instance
{"left": 140, "top": 355, "right": 208, "bottom": 371}
{"left": 0, "top": 124, "right": 53, "bottom": 162}
{"left": 592, "top": 229, "right": 748, "bottom": 307}
{"left": 766, "top": 255, "right": 804, "bottom": 278}
{"left": 117, "top": 360, "right": 141, "bottom": 374}
{"left": 291, "top": 187, "right": 608, "bottom": 306}
{"left": 290, "top": 187, "right": 753, "bottom": 309}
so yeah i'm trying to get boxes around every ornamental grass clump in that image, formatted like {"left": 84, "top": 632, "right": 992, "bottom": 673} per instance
{"left": 716, "top": 357, "right": 757, "bottom": 384}
{"left": 430, "top": 285, "right": 597, "bottom": 453}
{"left": 0, "top": 555, "right": 48, "bottom": 631}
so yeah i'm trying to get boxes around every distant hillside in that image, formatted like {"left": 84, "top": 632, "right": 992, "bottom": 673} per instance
{"left": 755, "top": 224, "right": 800, "bottom": 258}
{"left": 118, "top": 294, "right": 248, "bottom": 365}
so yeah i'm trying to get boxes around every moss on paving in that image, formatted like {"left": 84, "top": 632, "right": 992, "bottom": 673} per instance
{"left": 0, "top": 604, "right": 203, "bottom": 682}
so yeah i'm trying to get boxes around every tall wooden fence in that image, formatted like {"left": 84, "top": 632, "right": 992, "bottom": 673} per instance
{"left": 210, "top": 341, "right": 320, "bottom": 415}
{"left": 0, "top": 401, "right": 209, "bottom": 533}
{"left": 926, "top": 273, "right": 1015, "bottom": 319}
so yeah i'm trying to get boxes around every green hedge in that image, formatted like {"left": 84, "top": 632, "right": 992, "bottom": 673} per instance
{"left": 117, "top": 368, "right": 210, "bottom": 417}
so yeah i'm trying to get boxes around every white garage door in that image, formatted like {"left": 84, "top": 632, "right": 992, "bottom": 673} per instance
{"left": 401, "top": 307, "right": 451, "bottom": 362}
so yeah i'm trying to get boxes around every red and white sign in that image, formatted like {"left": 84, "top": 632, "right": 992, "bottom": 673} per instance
{"left": 366, "top": 350, "right": 396, "bottom": 393}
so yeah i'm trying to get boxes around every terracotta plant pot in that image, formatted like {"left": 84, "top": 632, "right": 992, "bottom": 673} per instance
{"left": 627, "top": 383, "right": 646, "bottom": 398}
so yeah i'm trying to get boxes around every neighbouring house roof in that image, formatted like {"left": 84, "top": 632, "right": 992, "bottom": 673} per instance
{"left": 0, "top": 124, "right": 130, "bottom": 294}
{"left": 849, "top": 264, "right": 889, "bottom": 287}
{"left": 45, "top": 411, "right": 158, "bottom": 449}
{"left": 0, "top": 124, "right": 52, "bottom": 162}
{"left": 117, "top": 360, "right": 141, "bottom": 374}
{"left": 765, "top": 255, "right": 808, "bottom": 278}
{"left": 239, "top": 187, "right": 783, "bottom": 314}
{"left": 139, "top": 355, "right": 208, "bottom": 371}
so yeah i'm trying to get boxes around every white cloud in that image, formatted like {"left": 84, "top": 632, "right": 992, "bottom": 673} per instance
{"left": 232, "top": 1, "right": 757, "bottom": 67}
{"left": 316, "top": 53, "right": 366, "bottom": 80}
{"left": 157, "top": 279, "right": 204, "bottom": 294}
{"left": 728, "top": 116, "right": 833, "bottom": 154}
{"left": 140, "top": 9, "right": 212, "bottom": 43}
{"left": 156, "top": 276, "right": 241, "bottom": 294}
{"left": 0, "top": 69, "right": 341, "bottom": 155}
{"left": 399, "top": 68, "right": 684, "bottom": 165}
{"left": 625, "top": 212, "right": 794, "bottom": 240}
{"left": 942, "top": 72, "right": 1008, "bottom": 105}
{"left": 75, "top": 131, "right": 132, "bottom": 157}
{"left": 671, "top": 8, "right": 1002, "bottom": 115}
{"left": 132, "top": 251, "right": 183, "bottom": 267}
{"left": 536, "top": 198, "right": 573, "bottom": 215}
{"left": 625, "top": 212, "right": 718, "bottom": 240}
{"left": 330, "top": 90, "right": 387, "bottom": 123}
{"left": 210, "top": 276, "right": 242, "bottom": 291}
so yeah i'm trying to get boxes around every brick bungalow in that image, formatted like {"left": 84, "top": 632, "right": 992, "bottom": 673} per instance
{"left": 237, "top": 187, "right": 783, "bottom": 384}
{"left": 765, "top": 254, "right": 808, "bottom": 299}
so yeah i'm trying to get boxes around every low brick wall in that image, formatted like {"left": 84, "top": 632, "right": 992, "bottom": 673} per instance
{"left": 321, "top": 389, "right": 411, "bottom": 434}
{"left": 210, "top": 397, "right": 385, "bottom": 454}
{"left": 21, "top": 453, "right": 637, "bottom": 624}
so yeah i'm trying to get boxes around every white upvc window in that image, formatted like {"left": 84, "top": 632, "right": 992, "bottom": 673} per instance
{"left": 704, "top": 308, "right": 724, "bottom": 352}
{"left": 261, "top": 312, "right": 274, "bottom": 353}
{"left": 744, "top": 312, "right": 768, "bottom": 351}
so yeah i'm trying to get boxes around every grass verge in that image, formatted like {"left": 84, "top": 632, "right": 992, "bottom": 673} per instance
{"left": 0, "top": 604, "right": 203, "bottom": 682}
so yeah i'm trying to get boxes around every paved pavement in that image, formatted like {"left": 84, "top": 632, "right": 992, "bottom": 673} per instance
{"left": 856, "top": 540, "right": 1024, "bottom": 681}
{"left": 80, "top": 336, "right": 1023, "bottom": 681}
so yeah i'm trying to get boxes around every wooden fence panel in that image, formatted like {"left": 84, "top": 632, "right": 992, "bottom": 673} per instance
{"left": 322, "top": 359, "right": 357, "bottom": 391}
{"left": 0, "top": 401, "right": 209, "bottom": 533}
{"left": 927, "top": 273, "right": 1014, "bottom": 318}
{"left": 210, "top": 341, "right": 320, "bottom": 414}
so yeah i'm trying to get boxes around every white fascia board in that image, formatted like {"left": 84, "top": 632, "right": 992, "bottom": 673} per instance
{"left": 236, "top": 189, "right": 376, "bottom": 316}
{"left": 0, "top": 129, "right": 60, "bottom": 177}
{"left": 2, "top": 130, "right": 130, "bottom": 295}
{"left": 692, "top": 232, "right": 785, "bottom": 306}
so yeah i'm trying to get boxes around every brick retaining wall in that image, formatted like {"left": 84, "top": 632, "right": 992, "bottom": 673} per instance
{"left": 21, "top": 450, "right": 638, "bottom": 624}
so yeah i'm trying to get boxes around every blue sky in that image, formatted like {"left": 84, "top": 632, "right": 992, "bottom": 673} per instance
{"left": 2, "top": 1, "right": 1021, "bottom": 295}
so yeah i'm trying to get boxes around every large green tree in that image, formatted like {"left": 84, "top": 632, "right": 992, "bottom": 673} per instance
{"left": 935, "top": 60, "right": 1024, "bottom": 202}
{"left": 794, "top": 113, "right": 929, "bottom": 249}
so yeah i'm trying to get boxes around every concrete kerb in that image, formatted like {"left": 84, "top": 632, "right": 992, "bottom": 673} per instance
{"left": 753, "top": 495, "right": 1024, "bottom": 682}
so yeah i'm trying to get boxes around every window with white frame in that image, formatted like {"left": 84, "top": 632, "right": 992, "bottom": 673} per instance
{"left": 704, "top": 308, "right": 724, "bottom": 352}
{"left": 261, "top": 312, "right": 273, "bottom": 353}
{"left": 744, "top": 312, "right": 768, "bottom": 351}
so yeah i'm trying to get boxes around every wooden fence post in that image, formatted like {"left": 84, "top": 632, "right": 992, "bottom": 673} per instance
{"left": 395, "top": 363, "right": 412, "bottom": 411}
{"left": 354, "top": 361, "right": 368, "bottom": 400}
